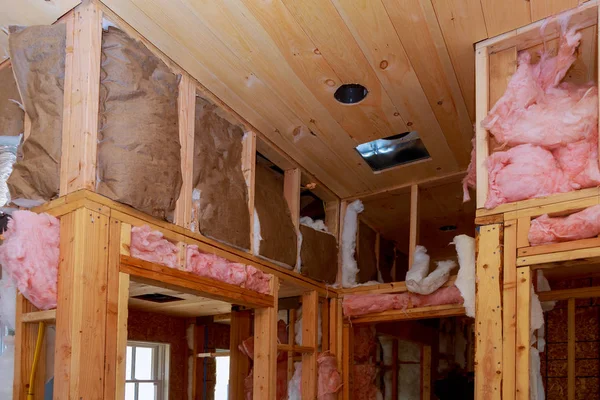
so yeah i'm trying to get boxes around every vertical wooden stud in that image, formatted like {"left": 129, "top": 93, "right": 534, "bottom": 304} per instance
{"left": 54, "top": 207, "right": 111, "bottom": 399}
{"left": 105, "top": 218, "right": 131, "bottom": 400}
{"left": 568, "top": 298, "right": 576, "bottom": 400}
{"left": 475, "top": 224, "right": 502, "bottom": 400}
{"left": 301, "top": 290, "right": 318, "bottom": 399}
{"left": 242, "top": 132, "right": 257, "bottom": 253}
{"left": 475, "top": 46, "right": 490, "bottom": 209}
{"left": 325, "top": 199, "right": 341, "bottom": 237}
{"left": 253, "top": 276, "right": 279, "bottom": 399}
{"left": 375, "top": 232, "right": 381, "bottom": 279}
{"left": 329, "top": 298, "right": 343, "bottom": 370}
{"left": 342, "top": 323, "right": 353, "bottom": 400}
{"left": 321, "top": 300, "right": 330, "bottom": 352}
{"left": 516, "top": 217, "right": 531, "bottom": 249}
{"left": 408, "top": 184, "right": 419, "bottom": 268}
{"left": 422, "top": 345, "right": 432, "bottom": 400}
{"left": 392, "top": 340, "right": 399, "bottom": 400}
{"left": 515, "top": 267, "right": 531, "bottom": 400}
{"left": 287, "top": 308, "right": 297, "bottom": 381}
{"left": 229, "top": 310, "right": 252, "bottom": 400}
{"left": 503, "top": 220, "right": 517, "bottom": 400}
{"left": 337, "top": 201, "right": 348, "bottom": 285}
{"left": 174, "top": 74, "right": 196, "bottom": 228}
{"left": 60, "top": 2, "right": 102, "bottom": 195}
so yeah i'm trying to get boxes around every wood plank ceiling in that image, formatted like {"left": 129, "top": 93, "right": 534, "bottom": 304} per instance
{"left": 97, "top": 0, "right": 582, "bottom": 199}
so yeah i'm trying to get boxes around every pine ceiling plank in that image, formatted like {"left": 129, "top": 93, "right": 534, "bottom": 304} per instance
{"left": 479, "top": 0, "right": 531, "bottom": 37}
{"left": 530, "top": 0, "right": 579, "bottom": 21}
{"left": 431, "top": 0, "right": 489, "bottom": 121}
{"left": 279, "top": 0, "right": 413, "bottom": 144}
{"left": 103, "top": 0, "right": 365, "bottom": 197}
{"left": 180, "top": 0, "right": 375, "bottom": 191}
{"left": 282, "top": 0, "right": 459, "bottom": 173}
{"left": 377, "top": 0, "right": 472, "bottom": 166}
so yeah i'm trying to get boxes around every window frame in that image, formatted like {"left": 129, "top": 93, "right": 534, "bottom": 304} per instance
{"left": 126, "top": 340, "right": 170, "bottom": 400}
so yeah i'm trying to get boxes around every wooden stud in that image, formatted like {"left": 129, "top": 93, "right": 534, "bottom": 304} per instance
{"left": 337, "top": 201, "right": 348, "bottom": 285}
{"left": 321, "top": 300, "right": 330, "bottom": 352}
{"left": 284, "top": 168, "right": 302, "bottom": 231}
{"left": 503, "top": 220, "right": 517, "bottom": 400}
{"left": 422, "top": 345, "right": 432, "bottom": 400}
{"left": 301, "top": 290, "right": 318, "bottom": 399}
{"left": 174, "top": 74, "right": 196, "bottom": 229}
{"left": 324, "top": 199, "right": 341, "bottom": 237}
{"left": 538, "top": 285, "right": 600, "bottom": 301}
{"left": 242, "top": 132, "right": 257, "bottom": 252}
{"left": 475, "top": 224, "right": 502, "bottom": 400}
{"left": 54, "top": 207, "right": 111, "bottom": 399}
{"left": 375, "top": 232, "right": 381, "bottom": 280}
{"left": 408, "top": 184, "right": 419, "bottom": 268}
{"left": 60, "top": 2, "right": 102, "bottom": 195}
{"left": 329, "top": 298, "right": 343, "bottom": 370}
{"left": 253, "top": 276, "right": 279, "bottom": 400}
{"left": 515, "top": 268, "right": 531, "bottom": 400}
{"left": 392, "top": 340, "right": 399, "bottom": 400}
{"left": 342, "top": 323, "right": 353, "bottom": 400}
{"left": 351, "top": 304, "right": 465, "bottom": 324}
{"left": 519, "top": 237, "right": 600, "bottom": 258}
{"left": 516, "top": 217, "right": 531, "bottom": 249}
{"left": 475, "top": 47, "right": 490, "bottom": 209}
{"left": 568, "top": 297, "right": 576, "bottom": 400}
{"left": 229, "top": 310, "right": 252, "bottom": 400}
{"left": 288, "top": 308, "right": 297, "bottom": 381}
{"left": 20, "top": 309, "right": 57, "bottom": 323}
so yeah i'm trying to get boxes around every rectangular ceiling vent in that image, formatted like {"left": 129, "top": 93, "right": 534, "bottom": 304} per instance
{"left": 132, "top": 293, "right": 184, "bottom": 303}
{"left": 355, "top": 131, "right": 430, "bottom": 172}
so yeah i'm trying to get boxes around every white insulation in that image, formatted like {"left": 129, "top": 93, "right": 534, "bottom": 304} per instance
{"left": 529, "top": 271, "right": 554, "bottom": 400}
{"left": 452, "top": 234, "right": 476, "bottom": 318}
{"left": 299, "top": 216, "right": 329, "bottom": 233}
{"left": 288, "top": 361, "right": 302, "bottom": 400}
{"left": 295, "top": 229, "right": 303, "bottom": 273}
{"left": 0, "top": 135, "right": 21, "bottom": 208}
{"left": 341, "top": 200, "right": 364, "bottom": 287}
{"left": 405, "top": 245, "right": 456, "bottom": 295}
{"left": 294, "top": 306, "right": 322, "bottom": 346}
{"left": 253, "top": 208, "right": 262, "bottom": 255}
{"left": 379, "top": 335, "right": 394, "bottom": 400}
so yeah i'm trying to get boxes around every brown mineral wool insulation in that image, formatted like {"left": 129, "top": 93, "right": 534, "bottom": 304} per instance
{"left": 0, "top": 65, "right": 24, "bottom": 137}
{"left": 254, "top": 162, "right": 297, "bottom": 267}
{"left": 7, "top": 25, "right": 65, "bottom": 202}
{"left": 97, "top": 27, "right": 181, "bottom": 220}
{"left": 192, "top": 96, "right": 250, "bottom": 249}
{"left": 299, "top": 224, "right": 337, "bottom": 284}
{"left": 357, "top": 221, "right": 378, "bottom": 283}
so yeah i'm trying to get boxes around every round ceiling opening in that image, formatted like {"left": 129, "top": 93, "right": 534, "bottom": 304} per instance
{"left": 334, "top": 84, "right": 368, "bottom": 104}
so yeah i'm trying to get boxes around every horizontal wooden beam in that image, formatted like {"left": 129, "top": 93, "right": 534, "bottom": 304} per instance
{"left": 338, "top": 276, "right": 457, "bottom": 296}
{"left": 518, "top": 246, "right": 600, "bottom": 267}
{"left": 350, "top": 304, "right": 465, "bottom": 324}
{"left": 21, "top": 309, "right": 57, "bottom": 323}
{"left": 537, "top": 286, "right": 600, "bottom": 301}
{"left": 120, "top": 255, "right": 274, "bottom": 309}
{"left": 277, "top": 344, "right": 316, "bottom": 353}
{"left": 518, "top": 237, "right": 600, "bottom": 258}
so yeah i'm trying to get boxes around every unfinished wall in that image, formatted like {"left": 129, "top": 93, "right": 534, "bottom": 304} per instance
{"left": 299, "top": 225, "right": 337, "bottom": 284}
{"left": 195, "top": 320, "right": 231, "bottom": 400}
{"left": 127, "top": 309, "right": 188, "bottom": 400}
{"left": 254, "top": 162, "right": 297, "bottom": 267}
{"left": 7, "top": 25, "right": 65, "bottom": 203}
{"left": 192, "top": 95, "right": 250, "bottom": 249}
{"left": 378, "top": 237, "right": 396, "bottom": 283}
{"left": 98, "top": 27, "right": 181, "bottom": 220}
{"left": 357, "top": 221, "right": 378, "bottom": 283}
{"left": 0, "top": 65, "right": 23, "bottom": 136}
{"left": 542, "top": 278, "right": 600, "bottom": 399}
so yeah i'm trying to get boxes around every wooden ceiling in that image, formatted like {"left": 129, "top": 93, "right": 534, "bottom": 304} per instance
{"left": 96, "top": 0, "right": 583, "bottom": 198}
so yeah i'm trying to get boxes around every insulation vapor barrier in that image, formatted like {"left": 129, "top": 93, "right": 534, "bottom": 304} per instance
{"left": 98, "top": 27, "right": 182, "bottom": 220}
{"left": 130, "top": 225, "right": 271, "bottom": 294}
{"left": 7, "top": 25, "right": 65, "bottom": 205}
{"left": 464, "top": 24, "right": 600, "bottom": 208}
{"left": 192, "top": 97, "right": 250, "bottom": 249}
{"left": 0, "top": 211, "right": 59, "bottom": 310}
{"left": 528, "top": 204, "right": 600, "bottom": 245}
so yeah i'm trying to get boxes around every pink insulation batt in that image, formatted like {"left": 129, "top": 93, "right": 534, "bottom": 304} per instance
{"left": 0, "top": 211, "right": 60, "bottom": 310}
{"left": 186, "top": 245, "right": 271, "bottom": 294}
{"left": 130, "top": 225, "right": 179, "bottom": 268}
{"left": 529, "top": 204, "right": 600, "bottom": 245}
{"left": 464, "top": 25, "right": 600, "bottom": 207}
{"left": 353, "top": 363, "right": 378, "bottom": 400}
{"left": 343, "top": 286, "right": 463, "bottom": 317}
{"left": 317, "top": 353, "right": 343, "bottom": 399}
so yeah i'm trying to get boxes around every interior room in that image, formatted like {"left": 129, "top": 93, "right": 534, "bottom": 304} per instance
{"left": 1, "top": 1, "right": 600, "bottom": 399}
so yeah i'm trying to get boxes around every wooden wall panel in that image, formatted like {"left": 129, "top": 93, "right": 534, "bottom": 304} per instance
{"left": 479, "top": 0, "right": 531, "bottom": 37}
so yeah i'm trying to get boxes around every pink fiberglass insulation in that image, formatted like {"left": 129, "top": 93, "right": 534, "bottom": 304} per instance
{"left": 318, "top": 353, "right": 343, "bottom": 399}
{"left": 186, "top": 245, "right": 271, "bottom": 294}
{"left": 354, "top": 363, "right": 378, "bottom": 400}
{"left": 0, "top": 210, "right": 59, "bottom": 310}
{"left": 239, "top": 320, "right": 288, "bottom": 361}
{"left": 465, "top": 24, "right": 600, "bottom": 208}
{"left": 353, "top": 325, "right": 377, "bottom": 362}
{"left": 529, "top": 204, "right": 600, "bottom": 245}
{"left": 463, "top": 137, "right": 477, "bottom": 202}
{"left": 130, "top": 225, "right": 179, "bottom": 268}
{"left": 343, "top": 286, "right": 464, "bottom": 317}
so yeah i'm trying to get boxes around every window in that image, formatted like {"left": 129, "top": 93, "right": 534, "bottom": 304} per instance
{"left": 214, "top": 353, "right": 230, "bottom": 399}
{"left": 125, "top": 341, "right": 170, "bottom": 400}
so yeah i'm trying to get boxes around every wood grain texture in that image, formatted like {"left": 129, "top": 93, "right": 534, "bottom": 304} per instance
{"left": 253, "top": 276, "right": 279, "bottom": 399}
{"left": 480, "top": 0, "right": 531, "bottom": 37}
{"left": 515, "top": 267, "right": 531, "bottom": 400}
{"left": 301, "top": 290, "right": 318, "bottom": 398}
{"left": 503, "top": 220, "right": 517, "bottom": 400}
{"left": 229, "top": 310, "right": 252, "bottom": 400}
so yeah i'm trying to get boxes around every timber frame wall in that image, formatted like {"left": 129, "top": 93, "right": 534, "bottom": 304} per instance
{"left": 474, "top": 3, "right": 600, "bottom": 399}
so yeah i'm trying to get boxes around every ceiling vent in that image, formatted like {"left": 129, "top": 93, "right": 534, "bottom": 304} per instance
{"left": 132, "top": 293, "right": 183, "bottom": 303}
{"left": 334, "top": 84, "right": 368, "bottom": 104}
{"left": 355, "top": 131, "right": 430, "bottom": 172}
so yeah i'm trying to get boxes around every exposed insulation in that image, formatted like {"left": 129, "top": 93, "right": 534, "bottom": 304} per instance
{"left": 299, "top": 224, "right": 337, "bottom": 284}
{"left": 354, "top": 325, "right": 377, "bottom": 363}
{"left": 528, "top": 204, "right": 600, "bottom": 245}
{"left": 254, "top": 162, "right": 297, "bottom": 267}
{"left": 453, "top": 235, "right": 476, "bottom": 318}
{"left": 287, "top": 354, "right": 342, "bottom": 400}
{"left": 192, "top": 96, "right": 250, "bottom": 249}
{"left": 294, "top": 306, "right": 322, "bottom": 346}
{"left": 130, "top": 225, "right": 179, "bottom": 269}
{"left": 0, "top": 278, "right": 16, "bottom": 331}
{"left": 299, "top": 216, "right": 329, "bottom": 232}
{"left": 186, "top": 245, "right": 271, "bottom": 294}
{"left": 98, "top": 27, "right": 181, "bottom": 220}
{"left": 341, "top": 200, "right": 364, "bottom": 287}
{"left": 406, "top": 245, "right": 455, "bottom": 295}
{"left": 342, "top": 286, "right": 464, "bottom": 317}
{"left": 0, "top": 210, "right": 59, "bottom": 309}
{"left": 0, "top": 65, "right": 24, "bottom": 136}
{"left": 357, "top": 221, "right": 379, "bottom": 283}
{"left": 7, "top": 25, "right": 65, "bottom": 203}
{"left": 354, "top": 363, "right": 378, "bottom": 400}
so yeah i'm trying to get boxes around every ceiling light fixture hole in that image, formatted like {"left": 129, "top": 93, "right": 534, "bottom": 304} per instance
{"left": 334, "top": 83, "right": 368, "bottom": 104}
